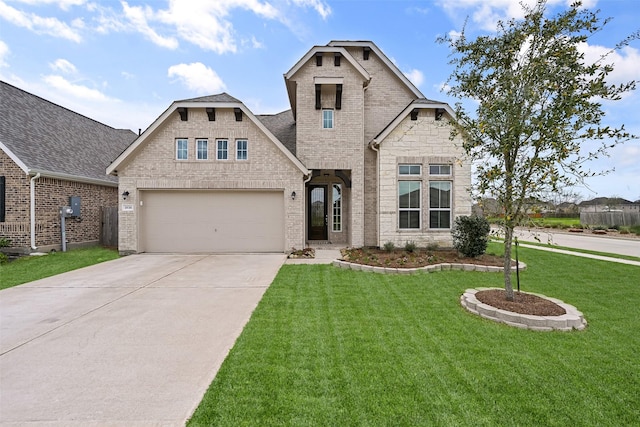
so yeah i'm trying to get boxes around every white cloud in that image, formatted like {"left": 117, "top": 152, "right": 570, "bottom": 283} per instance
{"left": 404, "top": 69, "right": 424, "bottom": 88}
{"left": 42, "top": 74, "right": 116, "bottom": 101}
{"left": 168, "top": 62, "right": 226, "bottom": 95}
{"left": 578, "top": 43, "right": 640, "bottom": 87}
{"left": 0, "top": 40, "right": 8, "bottom": 67}
{"left": 0, "top": 0, "right": 82, "bottom": 42}
{"left": 121, "top": 1, "right": 178, "bottom": 49}
{"left": 49, "top": 58, "right": 77, "bottom": 74}
{"left": 13, "top": 0, "right": 86, "bottom": 11}
{"left": 291, "top": 0, "right": 331, "bottom": 19}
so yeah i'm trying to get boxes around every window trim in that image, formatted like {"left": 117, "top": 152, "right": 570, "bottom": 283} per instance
{"left": 332, "top": 183, "right": 342, "bottom": 232}
{"left": 176, "top": 138, "right": 188, "bottom": 160}
{"left": 196, "top": 138, "right": 208, "bottom": 160}
{"left": 216, "top": 139, "right": 229, "bottom": 160}
{"left": 429, "top": 180, "right": 452, "bottom": 229}
{"left": 322, "top": 109, "right": 334, "bottom": 129}
{"left": 398, "top": 180, "right": 421, "bottom": 229}
{"left": 236, "top": 139, "right": 248, "bottom": 161}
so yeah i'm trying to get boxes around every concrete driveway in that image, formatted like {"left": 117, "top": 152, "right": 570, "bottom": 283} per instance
{"left": 0, "top": 253, "right": 285, "bottom": 426}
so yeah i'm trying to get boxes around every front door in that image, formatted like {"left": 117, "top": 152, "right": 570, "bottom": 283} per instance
{"left": 308, "top": 185, "right": 328, "bottom": 240}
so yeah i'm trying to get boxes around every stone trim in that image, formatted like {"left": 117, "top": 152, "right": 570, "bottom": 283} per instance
{"left": 460, "top": 287, "right": 587, "bottom": 331}
{"left": 332, "top": 259, "right": 526, "bottom": 274}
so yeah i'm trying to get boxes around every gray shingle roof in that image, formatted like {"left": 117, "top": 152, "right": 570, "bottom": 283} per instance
{"left": 256, "top": 110, "right": 296, "bottom": 156}
{"left": 176, "top": 93, "right": 242, "bottom": 103}
{"left": 0, "top": 80, "right": 137, "bottom": 184}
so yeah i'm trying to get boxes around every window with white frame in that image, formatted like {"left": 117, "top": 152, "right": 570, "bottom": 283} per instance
{"left": 196, "top": 139, "right": 208, "bottom": 160}
{"left": 429, "top": 164, "right": 451, "bottom": 175}
{"left": 322, "top": 109, "right": 334, "bottom": 129}
{"left": 176, "top": 138, "right": 188, "bottom": 160}
{"left": 429, "top": 181, "right": 452, "bottom": 228}
{"left": 236, "top": 139, "right": 248, "bottom": 160}
{"left": 399, "top": 181, "right": 420, "bottom": 229}
{"left": 399, "top": 164, "right": 421, "bottom": 176}
{"left": 332, "top": 184, "right": 342, "bottom": 232}
{"left": 217, "top": 139, "right": 228, "bottom": 160}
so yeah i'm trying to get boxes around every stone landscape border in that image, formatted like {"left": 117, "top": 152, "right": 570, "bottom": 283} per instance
{"left": 460, "top": 287, "right": 587, "bottom": 331}
{"left": 332, "top": 259, "right": 526, "bottom": 275}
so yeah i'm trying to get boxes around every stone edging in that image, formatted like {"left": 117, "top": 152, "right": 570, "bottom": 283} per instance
{"left": 332, "top": 260, "right": 526, "bottom": 275}
{"left": 460, "top": 288, "right": 587, "bottom": 331}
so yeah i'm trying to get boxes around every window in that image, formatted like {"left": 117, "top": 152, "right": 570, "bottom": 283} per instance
{"left": 399, "top": 164, "right": 421, "bottom": 175}
{"left": 429, "top": 164, "right": 451, "bottom": 175}
{"left": 399, "top": 181, "right": 420, "bottom": 229}
{"left": 332, "top": 184, "right": 342, "bottom": 232}
{"left": 429, "top": 181, "right": 452, "bottom": 228}
{"left": 176, "top": 139, "right": 188, "bottom": 160}
{"left": 322, "top": 109, "right": 334, "bottom": 129}
{"left": 236, "top": 140, "right": 248, "bottom": 160}
{"left": 196, "top": 139, "right": 208, "bottom": 160}
{"left": 217, "top": 139, "right": 228, "bottom": 160}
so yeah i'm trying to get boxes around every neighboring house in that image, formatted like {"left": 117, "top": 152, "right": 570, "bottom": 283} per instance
{"left": 578, "top": 197, "right": 635, "bottom": 213}
{"left": 0, "top": 81, "right": 137, "bottom": 253}
{"left": 107, "top": 41, "right": 471, "bottom": 254}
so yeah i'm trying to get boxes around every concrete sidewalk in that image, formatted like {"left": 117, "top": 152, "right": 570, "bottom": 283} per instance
{"left": 0, "top": 254, "right": 285, "bottom": 426}
{"left": 518, "top": 243, "right": 640, "bottom": 266}
{"left": 285, "top": 248, "right": 342, "bottom": 265}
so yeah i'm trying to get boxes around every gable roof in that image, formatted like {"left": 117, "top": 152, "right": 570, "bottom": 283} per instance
{"left": 0, "top": 80, "right": 136, "bottom": 186}
{"left": 283, "top": 45, "right": 371, "bottom": 119}
{"left": 107, "top": 94, "right": 308, "bottom": 176}
{"left": 370, "top": 99, "right": 456, "bottom": 147}
{"left": 328, "top": 41, "right": 425, "bottom": 99}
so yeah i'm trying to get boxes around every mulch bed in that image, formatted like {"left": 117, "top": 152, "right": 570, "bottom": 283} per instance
{"left": 341, "top": 248, "right": 505, "bottom": 269}
{"left": 475, "top": 289, "right": 566, "bottom": 316}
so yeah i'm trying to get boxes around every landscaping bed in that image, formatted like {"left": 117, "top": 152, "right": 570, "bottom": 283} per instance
{"left": 341, "top": 247, "right": 504, "bottom": 269}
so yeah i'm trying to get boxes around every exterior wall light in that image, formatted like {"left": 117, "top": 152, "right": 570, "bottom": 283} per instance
{"left": 122, "top": 191, "right": 130, "bottom": 200}
{"left": 291, "top": 191, "right": 296, "bottom": 200}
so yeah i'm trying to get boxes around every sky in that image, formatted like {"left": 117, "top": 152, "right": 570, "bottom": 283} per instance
{"left": 0, "top": 0, "right": 638, "bottom": 201}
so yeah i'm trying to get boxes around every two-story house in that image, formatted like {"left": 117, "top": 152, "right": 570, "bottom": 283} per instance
{"left": 107, "top": 41, "right": 471, "bottom": 254}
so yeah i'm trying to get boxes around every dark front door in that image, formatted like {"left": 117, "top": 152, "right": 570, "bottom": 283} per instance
{"left": 308, "top": 185, "right": 328, "bottom": 240}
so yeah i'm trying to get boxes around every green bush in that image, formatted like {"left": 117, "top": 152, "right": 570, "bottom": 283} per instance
{"left": 382, "top": 241, "right": 395, "bottom": 252}
{"left": 404, "top": 241, "right": 417, "bottom": 253}
{"left": 0, "top": 252, "right": 8, "bottom": 265}
{"left": 451, "top": 215, "right": 491, "bottom": 257}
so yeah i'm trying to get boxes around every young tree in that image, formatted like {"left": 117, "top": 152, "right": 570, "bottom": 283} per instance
{"left": 439, "top": 1, "right": 638, "bottom": 300}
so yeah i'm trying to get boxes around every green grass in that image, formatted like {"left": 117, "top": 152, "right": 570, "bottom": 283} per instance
{"left": 0, "top": 246, "right": 119, "bottom": 290}
{"left": 188, "top": 247, "right": 640, "bottom": 426}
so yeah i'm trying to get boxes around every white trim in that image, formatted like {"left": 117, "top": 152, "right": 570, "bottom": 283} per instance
{"left": 371, "top": 102, "right": 457, "bottom": 147}
{"left": 107, "top": 101, "right": 309, "bottom": 176}
{"left": 0, "top": 141, "right": 29, "bottom": 174}
{"left": 176, "top": 138, "right": 188, "bottom": 160}
{"left": 216, "top": 139, "right": 229, "bottom": 161}
{"left": 236, "top": 139, "right": 248, "bottom": 161}
{"left": 30, "top": 173, "right": 41, "bottom": 250}
{"left": 196, "top": 138, "right": 208, "bottom": 161}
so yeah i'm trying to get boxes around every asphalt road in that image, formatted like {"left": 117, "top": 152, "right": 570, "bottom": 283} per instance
{"left": 506, "top": 227, "right": 640, "bottom": 258}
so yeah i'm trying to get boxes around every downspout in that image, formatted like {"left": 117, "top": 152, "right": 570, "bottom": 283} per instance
{"left": 30, "top": 172, "right": 41, "bottom": 250}
{"left": 370, "top": 140, "right": 380, "bottom": 248}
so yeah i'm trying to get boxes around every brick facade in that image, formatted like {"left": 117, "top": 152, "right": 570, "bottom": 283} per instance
{"left": 116, "top": 107, "right": 305, "bottom": 254}
{"left": 378, "top": 109, "right": 471, "bottom": 247}
{"left": 1, "top": 149, "right": 118, "bottom": 252}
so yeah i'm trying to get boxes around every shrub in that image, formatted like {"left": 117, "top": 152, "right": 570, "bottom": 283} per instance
{"left": 0, "top": 237, "right": 11, "bottom": 248}
{"left": 383, "top": 241, "right": 395, "bottom": 252}
{"left": 451, "top": 215, "right": 491, "bottom": 258}
{"left": 426, "top": 242, "right": 439, "bottom": 252}
{"left": 404, "top": 240, "right": 417, "bottom": 253}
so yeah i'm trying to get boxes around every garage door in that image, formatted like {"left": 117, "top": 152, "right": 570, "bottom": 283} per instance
{"left": 139, "top": 190, "right": 284, "bottom": 253}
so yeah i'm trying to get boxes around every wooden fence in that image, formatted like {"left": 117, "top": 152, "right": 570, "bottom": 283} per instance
{"left": 101, "top": 206, "right": 118, "bottom": 247}
{"left": 580, "top": 212, "right": 640, "bottom": 227}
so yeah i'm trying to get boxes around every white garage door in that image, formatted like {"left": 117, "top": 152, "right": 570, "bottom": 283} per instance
{"left": 139, "top": 190, "right": 284, "bottom": 253}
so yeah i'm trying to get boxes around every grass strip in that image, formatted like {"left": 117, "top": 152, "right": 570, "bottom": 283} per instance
{"left": 0, "top": 247, "right": 119, "bottom": 290}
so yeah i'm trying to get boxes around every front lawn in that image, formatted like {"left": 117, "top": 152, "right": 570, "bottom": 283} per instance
{"left": 189, "top": 246, "right": 639, "bottom": 426}
{"left": 0, "top": 246, "right": 119, "bottom": 290}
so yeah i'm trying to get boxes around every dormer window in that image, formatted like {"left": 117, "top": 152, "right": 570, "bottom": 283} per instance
{"left": 322, "top": 109, "right": 334, "bottom": 129}
{"left": 334, "top": 53, "right": 341, "bottom": 66}
{"left": 316, "top": 53, "right": 323, "bottom": 66}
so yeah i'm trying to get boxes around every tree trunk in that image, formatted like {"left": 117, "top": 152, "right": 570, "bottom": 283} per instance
{"left": 503, "top": 226, "right": 515, "bottom": 301}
